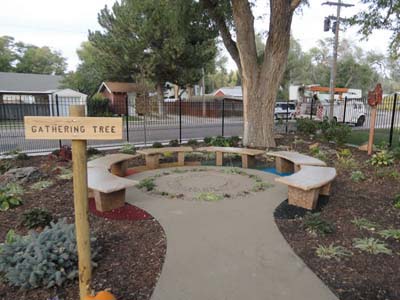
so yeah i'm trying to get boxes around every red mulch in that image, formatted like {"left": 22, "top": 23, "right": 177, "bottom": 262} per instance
{"left": 89, "top": 198, "right": 151, "bottom": 221}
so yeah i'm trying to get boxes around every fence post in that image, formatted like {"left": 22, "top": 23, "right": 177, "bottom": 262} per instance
{"left": 310, "top": 96, "right": 314, "bottom": 120}
{"left": 389, "top": 93, "right": 397, "bottom": 148}
{"left": 125, "top": 94, "right": 130, "bottom": 142}
{"left": 221, "top": 98, "right": 225, "bottom": 137}
{"left": 342, "top": 96, "right": 347, "bottom": 123}
{"left": 286, "top": 99, "right": 289, "bottom": 134}
{"left": 179, "top": 96, "right": 182, "bottom": 143}
{"left": 55, "top": 94, "right": 62, "bottom": 149}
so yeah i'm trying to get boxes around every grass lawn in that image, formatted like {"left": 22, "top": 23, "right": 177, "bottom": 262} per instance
{"left": 347, "top": 129, "right": 400, "bottom": 147}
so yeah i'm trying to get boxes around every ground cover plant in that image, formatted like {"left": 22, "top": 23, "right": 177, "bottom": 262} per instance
{"left": 275, "top": 132, "right": 400, "bottom": 300}
{"left": 0, "top": 183, "right": 24, "bottom": 211}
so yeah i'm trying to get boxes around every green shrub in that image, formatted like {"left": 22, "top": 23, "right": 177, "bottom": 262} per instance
{"left": 227, "top": 136, "right": 240, "bottom": 147}
{"left": 210, "top": 136, "right": 230, "bottom": 147}
{"left": 0, "top": 160, "right": 12, "bottom": 175}
{"left": 21, "top": 208, "right": 53, "bottom": 229}
{"left": 204, "top": 137, "right": 212, "bottom": 145}
{"left": 351, "top": 218, "right": 379, "bottom": 231}
{"left": 296, "top": 118, "right": 318, "bottom": 135}
{"left": 119, "top": 143, "right": 136, "bottom": 154}
{"left": 87, "top": 147, "right": 101, "bottom": 156}
{"left": 394, "top": 194, "right": 400, "bottom": 209}
{"left": 152, "top": 142, "right": 163, "bottom": 148}
{"left": 369, "top": 150, "right": 394, "bottom": 167}
{"left": 353, "top": 238, "right": 392, "bottom": 255}
{"left": 303, "top": 213, "right": 335, "bottom": 236}
{"left": 392, "top": 147, "right": 400, "bottom": 160}
{"left": 0, "top": 183, "right": 23, "bottom": 211}
{"left": 379, "top": 229, "right": 400, "bottom": 240}
{"left": 351, "top": 170, "right": 365, "bottom": 182}
{"left": 337, "top": 148, "right": 352, "bottom": 159}
{"left": 0, "top": 219, "right": 99, "bottom": 289}
{"left": 326, "top": 123, "right": 351, "bottom": 145}
{"left": 169, "top": 139, "right": 179, "bottom": 147}
{"left": 31, "top": 180, "right": 53, "bottom": 191}
{"left": 87, "top": 93, "right": 111, "bottom": 117}
{"left": 316, "top": 244, "right": 352, "bottom": 260}
{"left": 187, "top": 139, "right": 199, "bottom": 147}
{"left": 136, "top": 178, "right": 156, "bottom": 191}
{"left": 16, "top": 152, "right": 29, "bottom": 160}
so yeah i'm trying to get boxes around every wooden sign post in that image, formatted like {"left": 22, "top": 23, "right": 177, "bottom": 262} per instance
{"left": 24, "top": 105, "right": 123, "bottom": 300}
{"left": 367, "top": 84, "right": 383, "bottom": 155}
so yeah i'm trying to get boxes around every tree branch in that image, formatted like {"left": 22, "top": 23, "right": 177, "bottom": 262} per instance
{"left": 290, "top": 0, "right": 302, "bottom": 11}
{"left": 200, "top": 0, "right": 242, "bottom": 73}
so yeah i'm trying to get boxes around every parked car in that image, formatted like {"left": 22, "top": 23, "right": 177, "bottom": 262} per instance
{"left": 275, "top": 102, "right": 296, "bottom": 119}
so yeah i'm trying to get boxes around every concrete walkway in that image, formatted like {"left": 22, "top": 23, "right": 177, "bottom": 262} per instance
{"left": 126, "top": 167, "right": 338, "bottom": 300}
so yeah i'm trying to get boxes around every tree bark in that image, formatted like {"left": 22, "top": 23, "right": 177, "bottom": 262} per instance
{"left": 156, "top": 83, "right": 164, "bottom": 116}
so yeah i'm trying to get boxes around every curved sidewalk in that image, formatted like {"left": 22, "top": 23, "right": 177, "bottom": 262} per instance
{"left": 127, "top": 167, "right": 338, "bottom": 300}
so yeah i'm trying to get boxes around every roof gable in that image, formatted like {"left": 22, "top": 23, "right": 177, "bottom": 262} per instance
{"left": 0, "top": 72, "right": 63, "bottom": 93}
{"left": 100, "top": 81, "right": 141, "bottom": 93}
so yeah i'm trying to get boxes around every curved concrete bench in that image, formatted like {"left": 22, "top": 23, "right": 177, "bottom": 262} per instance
{"left": 88, "top": 153, "right": 139, "bottom": 212}
{"left": 137, "top": 147, "right": 193, "bottom": 169}
{"left": 88, "top": 153, "right": 139, "bottom": 176}
{"left": 275, "top": 166, "right": 336, "bottom": 210}
{"left": 196, "top": 146, "right": 264, "bottom": 168}
{"left": 266, "top": 151, "right": 326, "bottom": 173}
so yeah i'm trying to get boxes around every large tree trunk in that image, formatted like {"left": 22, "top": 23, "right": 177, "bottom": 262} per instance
{"left": 202, "top": 0, "right": 300, "bottom": 148}
{"left": 156, "top": 83, "right": 164, "bottom": 116}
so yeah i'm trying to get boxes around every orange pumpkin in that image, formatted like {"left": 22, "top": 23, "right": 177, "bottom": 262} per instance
{"left": 94, "top": 291, "right": 116, "bottom": 300}
{"left": 84, "top": 295, "right": 96, "bottom": 300}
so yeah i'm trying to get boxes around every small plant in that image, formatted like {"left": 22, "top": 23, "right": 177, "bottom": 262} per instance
{"left": 187, "top": 139, "right": 199, "bottom": 147}
{"left": 87, "top": 147, "right": 101, "bottom": 156}
{"left": 379, "top": 229, "right": 400, "bottom": 240}
{"left": 336, "top": 156, "right": 358, "bottom": 170}
{"left": 296, "top": 118, "right": 318, "bottom": 135}
{"left": 53, "top": 145, "right": 72, "bottom": 161}
{"left": 352, "top": 218, "right": 379, "bottom": 231}
{"left": 353, "top": 238, "right": 392, "bottom": 255}
{"left": 351, "top": 170, "right": 365, "bottom": 182}
{"left": 0, "top": 160, "right": 12, "bottom": 175}
{"left": 16, "top": 152, "right": 29, "bottom": 160}
{"left": 369, "top": 150, "right": 394, "bottom": 167}
{"left": 4, "top": 229, "right": 18, "bottom": 245}
{"left": 394, "top": 194, "right": 400, "bottom": 209}
{"left": 168, "top": 139, "right": 179, "bottom": 147}
{"left": 392, "top": 147, "right": 400, "bottom": 160}
{"left": 252, "top": 181, "right": 273, "bottom": 192}
{"left": 31, "top": 180, "right": 53, "bottom": 191}
{"left": 316, "top": 244, "right": 352, "bottom": 260}
{"left": 226, "top": 136, "right": 240, "bottom": 147}
{"left": 21, "top": 208, "right": 53, "bottom": 229}
{"left": 327, "top": 123, "right": 351, "bottom": 146}
{"left": 204, "top": 136, "right": 212, "bottom": 145}
{"left": 0, "top": 219, "right": 99, "bottom": 289}
{"left": 303, "top": 213, "right": 335, "bottom": 236}
{"left": 0, "top": 183, "right": 23, "bottom": 211}
{"left": 210, "top": 136, "right": 230, "bottom": 147}
{"left": 136, "top": 178, "right": 156, "bottom": 191}
{"left": 163, "top": 151, "right": 174, "bottom": 158}
{"left": 196, "top": 192, "right": 223, "bottom": 202}
{"left": 120, "top": 143, "right": 136, "bottom": 154}
{"left": 152, "top": 142, "right": 163, "bottom": 148}
{"left": 337, "top": 148, "right": 352, "bottom": 159}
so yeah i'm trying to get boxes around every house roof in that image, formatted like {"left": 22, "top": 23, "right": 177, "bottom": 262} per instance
{"left": 213, "top": 86, "right": 242, "bottom": 99}
{"left": 99, "top": 81, "right": 142, "bottom": 93}
{"left": 0, "top": 72, "right": 63, "bottom": 93}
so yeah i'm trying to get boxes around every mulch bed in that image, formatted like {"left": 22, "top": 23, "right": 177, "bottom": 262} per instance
{"left": 0, "top": 155, "right": 166, "bottom": 300}
{"left": 274, "top": 134, "right": 400, "bottom": 300}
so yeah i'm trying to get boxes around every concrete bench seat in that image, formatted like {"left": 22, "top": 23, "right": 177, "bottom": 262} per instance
{"left": 275, "top": 166, "right": 336, "bottom": 210}
{"left": 88, "top": 153, "right": 139, "bottom": 176}
{"left": 137, "top": 147, "right": 193, "bottom": 169}
{"left": 88, "top": 166, "right": 138, "bottom": 212}
{"left": 196, "top": 146, "right": 265, "bottom": 168}
{"left": 266, "top": 151, "right": 326, "bottom": 173}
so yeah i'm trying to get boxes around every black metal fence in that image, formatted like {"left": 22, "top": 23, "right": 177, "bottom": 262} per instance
{"left": 305, "top": 93, "right": 400, "bottom": 147}
{"left": 0, "top": 93, "right": 249, "bottom": 154}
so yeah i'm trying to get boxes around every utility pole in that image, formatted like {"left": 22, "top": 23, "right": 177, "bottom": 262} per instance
{"left": 322, "top": 1, "right": 354, "bottom": 120}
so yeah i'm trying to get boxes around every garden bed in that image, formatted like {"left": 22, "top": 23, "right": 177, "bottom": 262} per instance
{"left": 0, "top": 155, "right": 166, "bottom": 300}
{"left": 275, "top": 134, "right": 400, "bottom": 300}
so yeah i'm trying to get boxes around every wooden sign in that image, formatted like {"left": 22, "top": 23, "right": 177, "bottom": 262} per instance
{"left": 368, "top": 83, "right": 383, "bottom": 107}
{"left": 24, "top": 116, "right": 123, "bottom": 140}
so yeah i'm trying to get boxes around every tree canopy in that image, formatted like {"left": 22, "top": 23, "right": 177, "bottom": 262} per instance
{"left": 350, "top": 0, "right": 400, "bottom": 57}
{"left": 0, "top": 36, "right": 67, "bottom": 75}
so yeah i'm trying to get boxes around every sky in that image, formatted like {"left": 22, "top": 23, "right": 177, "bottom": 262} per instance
{"left": 0, "top": 0, "right": 393, "bottom": 72}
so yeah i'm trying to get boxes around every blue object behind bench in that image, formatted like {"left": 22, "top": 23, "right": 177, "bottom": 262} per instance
{"left": 261, "top": 167, "right": 292, "bottom": 177}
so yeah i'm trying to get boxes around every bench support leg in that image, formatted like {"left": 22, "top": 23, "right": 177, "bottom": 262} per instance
{"left": 93, "top": 189, "right": 126, "bottom": 212}
{"left": 216, "top": 151, "right": 223, "bottom": 166}
{"left": 145, "top": 154, "right": 160, "bottom": 169}
{"left": 110, "top": 161, "right": 128, "bottom": 177}
{"left": 177, "top": 152, "right": 185, "bottom": 166}
{"left": 294, "top": 164, "right": 301, "bottom": 172}
{"left": 241, "top": 154, "right": 255, "bottom": 169}
{"left": 320, "top": 183, "right": 331, "bottom": 196}
{"left": 288, "top": 186, "right": 319, "bottom": 210}
{"left": 276, "top": 157, "right": 294, "bottom": 173}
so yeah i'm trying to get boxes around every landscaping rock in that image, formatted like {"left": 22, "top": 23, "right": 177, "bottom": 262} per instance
{"left": 0, "top": 167, "right": 41, "bottom": 186}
